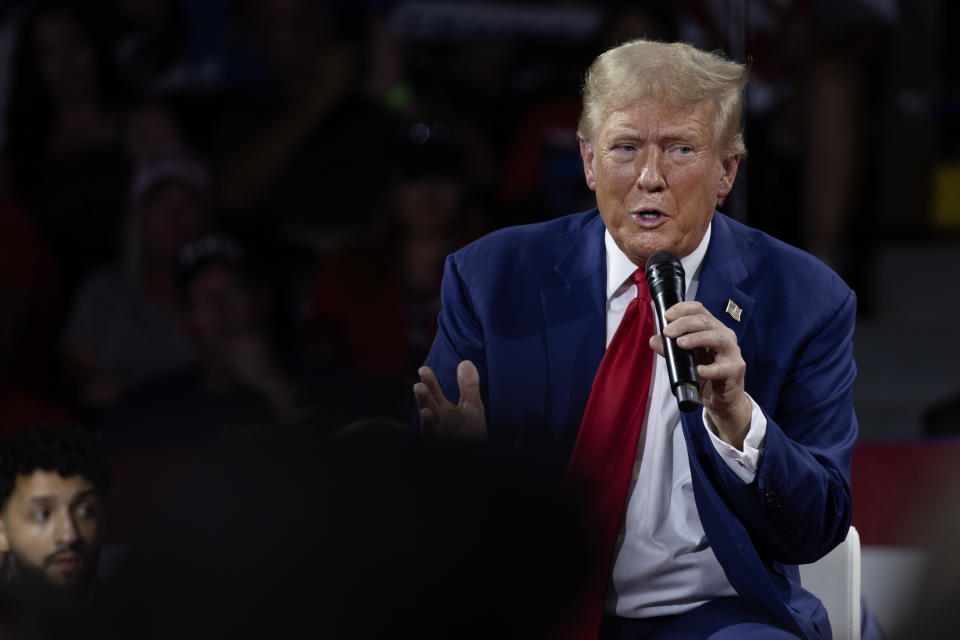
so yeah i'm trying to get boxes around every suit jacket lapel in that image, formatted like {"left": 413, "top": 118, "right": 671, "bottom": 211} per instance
{"left": 695, "top": 213, "right": 756, "bottom": 345}
{"left": 682, "top": 212, "right": 757, "bottom": 450}
{"left": 680, "top": 213, "right": 788, "bottom": 619}
{"left": 540, "top": 212, "right": 607, "bottom": 459}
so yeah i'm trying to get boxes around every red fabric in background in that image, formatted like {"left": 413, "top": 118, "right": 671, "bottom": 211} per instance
{"left": 851, "top": 440, "right": 960, "bottom": 546}
{"left": 0, "top": 195, "right": 59, "bottom": 311}
{"left": 0, "top": 391, "right": 74, "bottom": 437}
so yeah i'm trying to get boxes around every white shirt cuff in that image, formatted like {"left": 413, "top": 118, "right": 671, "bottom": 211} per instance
{"left": 702, "top": 393, "right": 766, "bottom": 484}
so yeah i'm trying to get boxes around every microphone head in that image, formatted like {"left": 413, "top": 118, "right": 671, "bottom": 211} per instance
{"left": 644, "top": 250, "right": 681, "bottom": 271}
{"left": 644, "top": 250, "right": 685, "bottom": 298}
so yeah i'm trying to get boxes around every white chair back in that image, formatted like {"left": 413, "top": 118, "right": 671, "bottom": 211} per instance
{"left": 799, "top": 526, "right": 861, "bottom": 640}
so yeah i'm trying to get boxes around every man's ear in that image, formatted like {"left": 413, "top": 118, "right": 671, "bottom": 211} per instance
{"left": 579, "top": 138, "right": 598, "bottom": 191}
{"left": 717, "top": 153, "right": 741, "bottom": 199}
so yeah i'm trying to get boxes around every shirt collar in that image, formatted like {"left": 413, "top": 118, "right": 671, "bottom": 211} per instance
{"left": 604, "top": 221, "right": 712, "bottom": 301}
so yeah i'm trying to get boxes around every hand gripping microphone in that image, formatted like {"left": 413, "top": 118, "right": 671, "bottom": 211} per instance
{"left": 645, "top": 250, "right": 699, "bottom": 413}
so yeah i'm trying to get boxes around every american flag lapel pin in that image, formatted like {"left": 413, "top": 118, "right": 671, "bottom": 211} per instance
{"left": 725, "top": 299, "right": 743, "bottom": 322}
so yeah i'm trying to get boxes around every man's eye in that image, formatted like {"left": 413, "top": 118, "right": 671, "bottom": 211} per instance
{"left": 76, "top": 505, "right": 100, "bottom": 519}
{"left": 32, "top": 510, "right": 50, "bottom": 523}
{"left": 610, "top": 144, "right": 638, "bottom": 160}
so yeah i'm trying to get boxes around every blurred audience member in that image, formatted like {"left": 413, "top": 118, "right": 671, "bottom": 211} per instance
{"left": 62, "top": 150, "right": 212, "bottom": 414}
{"left": 306, "top": 125, "right": 481, "bottom": 420}
{"left": 109, "top": 0, "right": 263, "bottom": 94}
{"left": 364, "top": 8, "right": 417, "bottom": 118}
{"left": 0, "top": 425, "right": 109, "bottom": 637}
{"left": 677, "top": 0, "right": 895, "bottom": 310}
{"left": 4, "top": 1, "right": 131, "bottom": 299}
{"left": 123, "top": 98, "right": 187, "bottom": 161}
{"left": 0, "top": 161, "right": 73, "bottom": 435}
{"left": 101, "top": 234, "right": 310, "bottom": 449}
{"left": 110, "top": 0, "right": 189, "bottom": 93}
{"left": 216, "top": 0, "right": 395, "bottom": 247}
{"left": 497, "top": 3, "right": 675, "bottom": 226}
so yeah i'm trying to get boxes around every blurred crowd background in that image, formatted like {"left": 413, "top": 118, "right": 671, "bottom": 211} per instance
{"left": 0, "top": 0, "right": 957, "bottom": 445}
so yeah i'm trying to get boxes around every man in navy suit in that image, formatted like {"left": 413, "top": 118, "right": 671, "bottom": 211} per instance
{"left": 414, "top": 39, "right": 856, "bottom": 639}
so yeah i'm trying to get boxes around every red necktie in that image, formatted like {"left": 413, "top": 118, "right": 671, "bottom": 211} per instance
{"left": 561, "top": 268, "right": 655, "bottom": 639}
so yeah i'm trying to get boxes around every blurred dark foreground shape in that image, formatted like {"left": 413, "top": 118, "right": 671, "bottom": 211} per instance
{"left": 92, "top": 422, "right": 588, "bottom": 639}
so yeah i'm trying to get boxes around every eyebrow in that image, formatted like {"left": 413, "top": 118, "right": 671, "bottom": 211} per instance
{"left": 26, "top": 489, "right": 98, "bottom": 506}
{"left": 71, "top": 490, "right": 99, "bottom": 503}
{"left": 606, "top": 127, "right": 703, "bottom": 143}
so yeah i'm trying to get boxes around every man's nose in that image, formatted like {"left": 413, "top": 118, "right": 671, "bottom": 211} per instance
{"left": 636, "top": 147, "right": 666, "bottom": 192}
{"left": 54, "top": 513, "right": 80, "bottom": 547}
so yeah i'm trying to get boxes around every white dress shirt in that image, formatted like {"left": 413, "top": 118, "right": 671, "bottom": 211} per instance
{"left": 602, "top": 223, "right": 767, "bottom": 618}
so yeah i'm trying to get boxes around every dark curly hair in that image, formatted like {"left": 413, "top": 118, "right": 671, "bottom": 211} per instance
{"left": 0, "top": 426, "right": 110, "bottom": 512}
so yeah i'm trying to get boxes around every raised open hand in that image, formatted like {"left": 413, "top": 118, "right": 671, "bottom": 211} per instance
{"left": 413, "top": 361, "right": 487, "bottom": 443}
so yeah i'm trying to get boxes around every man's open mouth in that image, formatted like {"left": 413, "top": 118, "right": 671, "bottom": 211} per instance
{"left": 633, "top": 209, "right": 666, "bottom": 222}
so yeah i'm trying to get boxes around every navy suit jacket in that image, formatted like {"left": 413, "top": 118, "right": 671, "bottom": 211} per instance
{"left": 423, "top": 209, "right": 857, "bottom": 639}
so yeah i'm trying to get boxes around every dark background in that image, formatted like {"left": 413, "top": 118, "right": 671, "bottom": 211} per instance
{"left": 0, "top": 0, "right": 957, "bottom": 445}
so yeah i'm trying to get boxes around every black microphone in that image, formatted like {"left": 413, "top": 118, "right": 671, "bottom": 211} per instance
{"left": 645, "top": 250, "right": 699, "bottom": 412}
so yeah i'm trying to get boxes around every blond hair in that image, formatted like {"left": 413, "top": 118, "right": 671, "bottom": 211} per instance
{"left": 578, "top": 39, "right": 748, "bottom": 157}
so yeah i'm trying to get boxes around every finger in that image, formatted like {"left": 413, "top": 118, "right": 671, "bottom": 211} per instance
{"left": 696, "top": 358, "right": 745, "bottom": 384}
{"left": 675, "top": 327, "right": 735, "bottom": 353}
{"left": 663, "top": 301, "right": 708, "bottom": 322}
{"left": 456, "top": 360, "right": 482, "bottom": 408}
{"left": 417, "top": 366, "right": 446, "bottom": 405}
{"left": 419, "top": 407, "right": 438, "bottom": 437}
{"left": 663, "top": 313, "right": 722, "bottom": 339}
{"left": 413, "top": 383, "right": 441, "bottom": 438}
{"left": 648, "top": 334, "right": 665, "bottom": 357}
{"left": 413, "top": 381, "right": 438, "bottom": 414}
